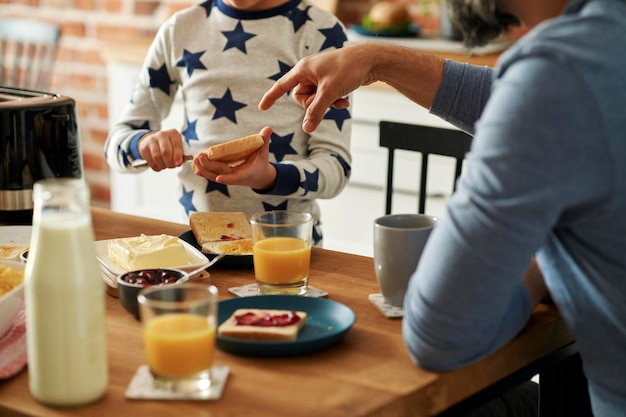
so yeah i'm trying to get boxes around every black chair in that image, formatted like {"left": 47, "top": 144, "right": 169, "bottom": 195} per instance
{"left": 380, "top": 120, "right": 473, "bottom": 214}
{"left": 0, "top": 18, "right": 61, "bottom": 91}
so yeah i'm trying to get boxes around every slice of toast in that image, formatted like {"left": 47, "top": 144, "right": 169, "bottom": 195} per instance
{"left": 0, "top": 244, "right": 29, "bottom": 260}
{"left": 218, "top": 308, "right": 307, "bottom": 341}
{"left": 206, "top": 134, "right": 263, "bottom": 166}
{"left": 189, "top": 212, "right": 251, "bottom": 245}
{"left": 201, "top": 238, "right": 253, "bottom": 255}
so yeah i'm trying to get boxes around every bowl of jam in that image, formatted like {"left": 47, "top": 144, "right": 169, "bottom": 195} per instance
{"left": 117, "top": 268, "right": 189, "bottom": 319}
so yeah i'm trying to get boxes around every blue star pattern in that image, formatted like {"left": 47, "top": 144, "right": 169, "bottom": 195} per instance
{"left": 208, "top": 88, "right": 247, "bottom": 123}
{"left": 129, "top": 120, "right": 150, "bottom": 130}
{"left": 205, "top": 180, "right": 230, "bottom": 197}
{"left": 199, "top": 0, "right": 215, "bottom": 17}
{"left": 269, "top": 60, "right": 292, "bottom": 82}
{"left": 148, "top": 64, "right": 175, "bottom": 96}
{"left": 104, "top": 2, "right": 353, "bottom": 241}
{"left": 284, "top": 6, "right": 312, "bottom": 32}
{"left": 263, "top": 201, "right": 288, "bottom": 211}
{"left": 323, "top": 107, "right": 351, "bottom": 131}
{"left": 179, "top": 186, "right": 197, "bottom": 216}
{"left": 318, "top": 23, "right": 348, "bottom": 51}
{"left": 312, "top": 224, "right": 322, "bottom": 245}
{"left": 269, "top": 132, "right": 298, "bottom": 162}
{"left": 176, "top": 49, "right": 207, "bottom": 77}
{"left": 332, "top": 153, "right": 351, "bottom": 177}
{"left": 300, "top": 169, "right": 319, "bottom": 196}
{"left": 129, "top": 85, "right": 139, "bottom": 104}
{"left": 117, "top": 146, "right": 132, "bottom": 168}
{"left": 222, "top": 21, "right": 257, "bottom": 53}
{"left": 182, "top": 118, "right": 199, "bottom": 147}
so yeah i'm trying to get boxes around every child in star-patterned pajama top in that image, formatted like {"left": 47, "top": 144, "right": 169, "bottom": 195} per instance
{"left": 104, "top": 0, "right": 352, "bottom": 246}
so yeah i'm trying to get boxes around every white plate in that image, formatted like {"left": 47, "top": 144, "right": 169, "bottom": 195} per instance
{"left": 0, "top": 259, "right": 26, "bottom": 337}
{"left": 94, "top": 238, "right": 211, "bottom": 278}
{"left": 0, "top": 226, "right": 32, "bottom": 261}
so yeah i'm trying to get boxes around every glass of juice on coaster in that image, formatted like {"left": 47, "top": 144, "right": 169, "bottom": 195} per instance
{"left": 137, "top": 283, "right": 218, "bottom": 396}
{"left": 250, "top": 211, "right": 313, "bottom": 295}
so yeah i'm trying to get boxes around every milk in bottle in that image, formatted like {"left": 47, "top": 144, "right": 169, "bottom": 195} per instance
{"left": 24, "top": 178, "right": 108, "bottom": 406}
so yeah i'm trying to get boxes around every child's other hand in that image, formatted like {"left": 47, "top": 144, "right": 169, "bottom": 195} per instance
{"left": 193, "top": 126, "right": 277, "bottom": 190}
{"left": 138, "top": 129, "right": 188, "bottom": 171}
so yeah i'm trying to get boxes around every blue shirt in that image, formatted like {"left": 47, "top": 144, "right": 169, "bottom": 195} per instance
{"left": 402, "top": 0, "right": 626, "bottom": 415}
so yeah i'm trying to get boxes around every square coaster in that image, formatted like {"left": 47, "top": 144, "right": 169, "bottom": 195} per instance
{"left": 125, "top": 365, "right": 230, "bottom": 400}
{"left": 228, "top": 283, "right": 328, "bottom": 298}
{"left": 369, "top": 294, "right": 403, "bottom": 318}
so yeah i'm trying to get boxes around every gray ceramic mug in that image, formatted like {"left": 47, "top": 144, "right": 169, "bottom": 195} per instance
{"left": 373, "top": 213, "right": 439, "bottom": 307}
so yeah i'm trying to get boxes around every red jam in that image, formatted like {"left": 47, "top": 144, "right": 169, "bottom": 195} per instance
{"left": 121, "top": 269, "right": 183, "bottom": 287}
{"left": 234, "top": 311, "right": 301, "bottom": 327}
{"left": 220, "top": 234, "right": 245, "bottom": 241}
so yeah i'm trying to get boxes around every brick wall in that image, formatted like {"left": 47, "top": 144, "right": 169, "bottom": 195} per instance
{"left": 0, "top": 0, "right": 443, "bottom": 209}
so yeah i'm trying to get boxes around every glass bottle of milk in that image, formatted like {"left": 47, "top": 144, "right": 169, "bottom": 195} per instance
{"left": 24, "top": 178, "right": 108, "bottom": 406}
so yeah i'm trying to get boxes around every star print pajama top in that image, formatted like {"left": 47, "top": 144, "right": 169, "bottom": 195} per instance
{"left": 104, "top": 0, "right": 352, "bottom": 245}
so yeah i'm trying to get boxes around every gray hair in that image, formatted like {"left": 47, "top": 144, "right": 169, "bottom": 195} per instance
{"left": 447, "top": 0, "right": 521, "bottom": 48}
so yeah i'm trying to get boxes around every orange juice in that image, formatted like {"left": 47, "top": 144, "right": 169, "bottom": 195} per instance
{"left": 253, "top": 237, "right": 311, "bottom": 284}
{"left": 144, "top": 313, "right": 215, "bottom": 377}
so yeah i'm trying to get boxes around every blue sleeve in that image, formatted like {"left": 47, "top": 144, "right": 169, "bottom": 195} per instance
{"left": 253, "top": 162, "right": 300, "bottom": 195}
{"left": 129, "top": 132, "right": 146, "bottom": 160}
{"left": 430, "top": 60, "right": 494, "bottom": 134}
{"left": 402, "top": 53, "right": 611, "bottom": 370}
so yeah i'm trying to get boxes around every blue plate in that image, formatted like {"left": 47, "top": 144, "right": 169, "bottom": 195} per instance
{"left": 217, "top": 295, "right": 356, "bottom": 357}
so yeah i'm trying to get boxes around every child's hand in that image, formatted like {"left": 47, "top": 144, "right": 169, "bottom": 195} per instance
{"left": 138, "top": 129, "right": 188, "bottom": 171}
{"left": 193, "top": 126, "right": 277, "bottom": 191}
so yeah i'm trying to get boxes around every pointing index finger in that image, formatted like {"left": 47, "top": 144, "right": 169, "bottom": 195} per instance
{"left": 259, "top": 76, "right": 298, "bottom": 111}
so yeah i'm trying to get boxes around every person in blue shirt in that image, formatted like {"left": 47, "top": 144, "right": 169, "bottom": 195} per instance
{"left": 259, "top": 0, "right": 626, "bottom": 416}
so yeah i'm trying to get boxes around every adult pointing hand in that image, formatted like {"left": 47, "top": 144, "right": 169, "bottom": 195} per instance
{"left": 258, "top": 43, "right": 445, "bottom": 133}
{"left": 258, "top": 44, "right": 376, "bottom": 133}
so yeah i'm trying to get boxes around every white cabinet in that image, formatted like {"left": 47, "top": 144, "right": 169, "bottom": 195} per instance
{"left": 349, "top": 86, "right": 459, "bottom": 194}
{"left": 315, "top": 87, "right": 454, "bottom": 256}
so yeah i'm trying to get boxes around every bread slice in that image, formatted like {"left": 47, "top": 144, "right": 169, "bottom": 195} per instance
{"left": 0, "top": 243, "right": 29, "bottom": 260}
{"left": 189, "top": 212, "right": 252, "bottom": 245}
{"left": 201, "top": 238, "right": 253, "bottom": 255}
{"left": 205, "top": 134, "right": 263, "bottom": 167}
{"left": 218, "top": 308, "right": 307, "bottom": 341}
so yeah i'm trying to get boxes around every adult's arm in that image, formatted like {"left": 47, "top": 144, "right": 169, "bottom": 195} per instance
{"left": 402, "top": 51, "right": 611, "bottom": 370}
{"left": 260, "top": 42, "right": 495, "bottom": 134}
{"left": 259, "top": 43, "right": 446, "bottom": 133}
{"left": 430, "top": 60, "right": 495, "bottom": 134}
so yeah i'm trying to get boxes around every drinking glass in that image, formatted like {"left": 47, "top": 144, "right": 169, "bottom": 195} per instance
{"left": 250, "top": 211, "right": 313, "bottom": 295}
{"left": 137, "top": 283, "right": 218, "bottom": 395}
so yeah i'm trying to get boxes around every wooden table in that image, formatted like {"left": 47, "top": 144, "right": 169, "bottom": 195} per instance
{"left": 0, "top": 207, "right": 582, "bottom": 417}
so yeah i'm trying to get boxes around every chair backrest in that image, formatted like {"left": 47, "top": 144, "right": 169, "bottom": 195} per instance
{"left": 380, "top": 120, "right": 473, "bottom": 214}
{"left": 0, "top": 18, "right": 61, "bottom": 91}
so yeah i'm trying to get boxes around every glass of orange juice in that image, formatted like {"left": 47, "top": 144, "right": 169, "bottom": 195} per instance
{"left": 137, "top": 283, "right": 218, "bottom": 396}
{"left": 250, "top": 211, "right": 313, "bottom": 295}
